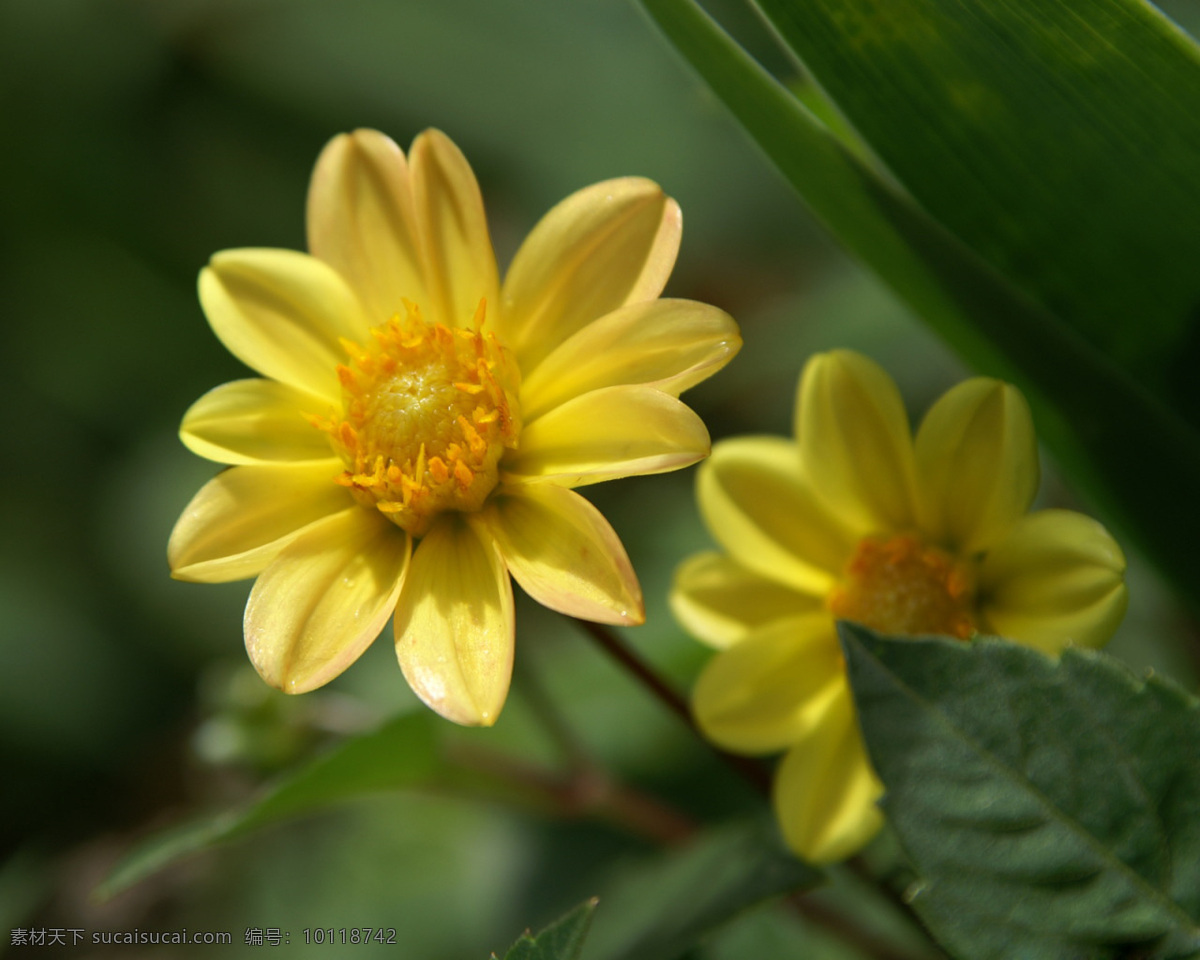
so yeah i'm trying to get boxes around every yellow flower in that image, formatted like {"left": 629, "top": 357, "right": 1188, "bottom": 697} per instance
{"left": 670, "top": 350, "right": 1127, "bottom": 863}
{"left": 170, "top": 128, "right": 740, "bottom": 726}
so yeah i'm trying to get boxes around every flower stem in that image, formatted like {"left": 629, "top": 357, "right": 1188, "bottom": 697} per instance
{"left": 572, "top": 618, "right": 951, "bottom": 959}
{"left": 512, "top": 653, "right": 701, "bottom": 845}
{"left": 512, "top": 654, "right": 595, "bottom": 770}
{"left": 445, "top": 740, "right": 697, "bottom": 845}
{"left": 787, "top": 894, "right": 942, "bottom": 960}
{"left": 570, "top": 618, "right": 773, "bottom": 796}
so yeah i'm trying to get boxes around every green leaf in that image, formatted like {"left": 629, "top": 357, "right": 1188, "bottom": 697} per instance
{"left": 839, "top": 622, "right": 1200, "bottom": 960}
{"left": 639, "top": 0, "right": 1200, "bottom": 600}
{"left": 582, "top": 822, "right": 822, "bottom": 960}
{"left": 97, "top": 710, "right": 439, "bottom": 900}
{"left": 755, "top": 0, "right": 1200, "bottom": 414}
{"left": 500, "top": 899, "right": 599, "bottom": 960}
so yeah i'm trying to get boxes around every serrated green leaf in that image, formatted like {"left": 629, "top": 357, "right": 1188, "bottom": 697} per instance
{"left": 639, "top": 0, "right": 1200, "bottom": 601}
{"left": 501, "top": 899, "right": 598, "bottom": 960}
{"left": 97, "top": 710, "right": 439, "bottom": 900}
{"left": 582, "top": 822, "right": 822, "bottom": 960}
{"left": 839, "top": 622, "right": 1200, "bottom": 960}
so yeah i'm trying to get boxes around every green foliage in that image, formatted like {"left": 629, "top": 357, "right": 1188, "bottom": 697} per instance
{"left": 499, "top": 899, "right": 598, "bottom": 960}
{"left": 582, "top": 822, "right": 822, "bottom": 960}
{"left": 640, "top": 0, "right": 1200, "bottom": 601}
{"left": 98, "top": 711, "right": 439, "bottom": 900}
{"left": 100, "top": 715, "right": 817, "bottom": 960}
{"left": 10, "top": 1, "right": 1200, "bottom": 957}
{"left": 839, "top": 622, "right": 1200, "bottom": 960}
{"left": 756, "top": 0, "right": 1200, "bottom": 372}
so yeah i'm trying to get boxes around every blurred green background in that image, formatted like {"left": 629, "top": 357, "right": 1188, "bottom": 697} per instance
{"left": 2, "top": 0, "right": 1196, "bottom": 956}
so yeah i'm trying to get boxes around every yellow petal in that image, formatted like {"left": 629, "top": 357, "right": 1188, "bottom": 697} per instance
{"left": 409, "top": 129, "right": 499, "bottom": 329}
{"left": 773, "top": 690, "right": 885, "bottom": 864}
{"left": 501, "top": 177, "right": 681, "bottom": 370}
{"left": 244, "top": 507, "right": 410, "bottom": 694}
{"left": 796, "top": 350, "right": 917, "bottom": 532}
{"left": 484, "top": 485, "right": 643, "bottom": 625}
{"left": 696, "top": 436, "right": 859, "bottom": 594}
{"left": 519, "top": 299, "right": 740, "bottom": 421}
{"left": 670, "top": 551, "right": 823, "bottom": 650}
{"left": 915, "top": 378, "right": 1038, "bottom": 554}
{"left": 502, "top": 385, "right": 710, "bottom": 487}
{"left": 393, "top": 515, "right": 514, "bottom": 726}
{"left": 693, "top": 615, "right": 844, "bottom": 755}
{"left": 180, "top": 378, "right": 336, "bottom": 465}
{"left": 199, "top": 249, "right": 370, "bottom": 403}
{"left": 978, "top": 509, "right": 1128, "bottom": 653}
{"left": 168, "top": 461, "right": 351, "bottom": 583}
{"left": 306, "top": 128, "right": 429, "bottom": 325}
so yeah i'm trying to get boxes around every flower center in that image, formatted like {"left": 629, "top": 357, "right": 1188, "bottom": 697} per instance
{"left": 317, "top": 300, "right": 521, "bottom": 537}
{"left": 828, "top": 534, "right": 976, "bottom": 639}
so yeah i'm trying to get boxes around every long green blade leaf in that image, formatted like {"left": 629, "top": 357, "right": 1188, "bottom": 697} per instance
{"left": 840, "top": 622, "right": 1200, "bottom": 959}
{"left": 756, "top": 0, "right": 1200, "bottom": 426}
{"left": 98, "top": 711, "right": 439, "bottom": 899}
{"left": 640, "top": 0, "right": 1200, "bottom": 598}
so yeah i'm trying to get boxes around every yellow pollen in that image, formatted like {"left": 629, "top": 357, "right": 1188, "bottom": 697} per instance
{"left": 318, "top": 300, "right": 521, "bottom": 537}
{"left": 828, "top": 534, "right": 976, "bottom": 640}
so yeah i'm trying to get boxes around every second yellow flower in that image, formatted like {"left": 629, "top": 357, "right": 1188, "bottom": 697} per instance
{"left": 672, "top": 350, "right": 1127, "bottom": 863}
